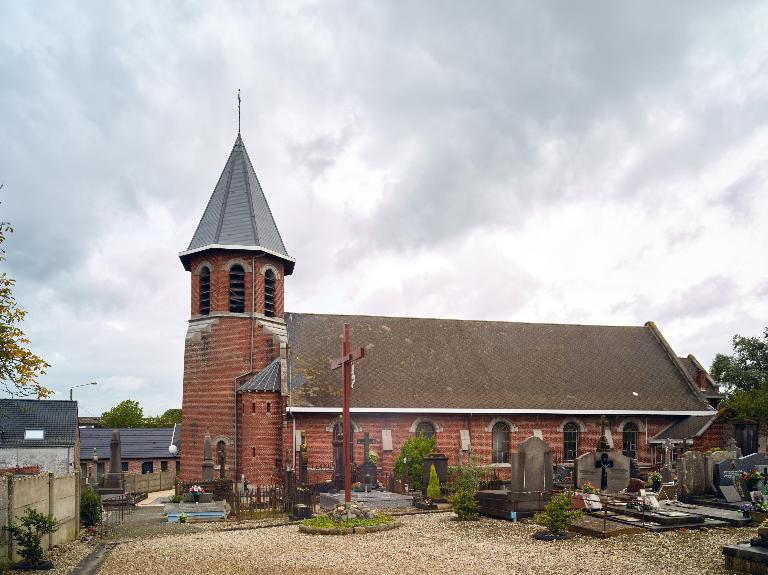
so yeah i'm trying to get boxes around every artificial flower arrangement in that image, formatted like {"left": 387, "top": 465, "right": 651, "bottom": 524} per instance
{"left": 581, "top": 482, "right": 596, "bottom": 494}
{"left": 188, "top": 485, "right": 205, "bottom": 494}
{"left": 740, "top": 503, "right": 754, "bottom": 512}
{"left": 741, "top": 470, "right": 762, "bottom": 484}
{"left": 649, "top": 471, "right": 663, "bottom": 483}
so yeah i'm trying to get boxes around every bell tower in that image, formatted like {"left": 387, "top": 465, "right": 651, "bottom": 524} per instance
{"left": 178, "top": 133, "right": 294, "bottom": 481}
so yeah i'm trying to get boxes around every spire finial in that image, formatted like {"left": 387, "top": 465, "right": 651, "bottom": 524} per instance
{"left": 237, "top": 89, "right": 241, "bottom": 134}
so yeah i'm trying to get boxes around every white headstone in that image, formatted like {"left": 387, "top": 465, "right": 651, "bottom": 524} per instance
{"left": 460, "top": 430, "right": 471, "bottom": 451}
{"left": 381, "top": 429, "right": 393, "bottom": 452}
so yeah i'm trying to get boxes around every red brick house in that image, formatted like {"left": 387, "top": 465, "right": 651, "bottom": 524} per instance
{"left": 179, "top": 133, "right": 722, "bottom": 485}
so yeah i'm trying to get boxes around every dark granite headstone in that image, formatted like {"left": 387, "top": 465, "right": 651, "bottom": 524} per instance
{"left": 422, "top": 448, "right": 448, "bottom": 491}
{"left": 716, "top": 453, "right": 768, "bottom": 487}
{"left": 357, "top": 432, "right": 378, "bottom": 486}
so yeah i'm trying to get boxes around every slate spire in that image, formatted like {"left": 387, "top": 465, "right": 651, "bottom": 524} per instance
{"left": 179, "top": 134, "right": 294, "bottom": 273}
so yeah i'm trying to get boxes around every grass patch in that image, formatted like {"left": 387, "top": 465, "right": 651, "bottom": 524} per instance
{"left": 302, "top": 513, "right": 393, "bottom": 529}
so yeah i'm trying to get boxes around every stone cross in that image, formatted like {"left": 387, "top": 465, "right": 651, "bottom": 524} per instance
{"left": 663, "top": 438, "right": 674, "bottom": 468}
{"left": 597, "top": 415, "right": 610, "bottom": 451}
{"left": 596, "top": 452, "right": 614, "bottom": 493}
{"left": 202, "top": 428, "right": 214, "bottom": 481}
{"left": 357, "top": 433, "right": 377, "bottom": 466}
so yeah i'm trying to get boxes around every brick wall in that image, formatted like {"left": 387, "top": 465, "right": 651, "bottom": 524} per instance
{"left": 287, "top": 413, "right": 682, "bottom": 480}
{"left": 180, "top": 250, "right": 286, "bottom": 481}
{"left": 239, "top": 392, "right": 284, "bottom": 484}
{"left": 83, "top": 458, "right": 178, "bottom": 476}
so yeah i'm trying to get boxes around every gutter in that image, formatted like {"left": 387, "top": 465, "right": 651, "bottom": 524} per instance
{"left": 286, "top": 407, "right": 715, "bottom": 416}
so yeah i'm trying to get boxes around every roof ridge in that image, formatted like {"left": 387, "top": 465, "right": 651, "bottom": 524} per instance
{"left": 285, "top": 311, "right": 649, "bottom": 329}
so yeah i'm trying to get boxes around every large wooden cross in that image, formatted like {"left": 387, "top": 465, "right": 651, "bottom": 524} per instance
{"left": 331, "top": 323, "right": 366, "bottom": 503}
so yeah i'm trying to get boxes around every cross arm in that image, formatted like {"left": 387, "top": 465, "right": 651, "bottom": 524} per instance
{"left": 330, "top": 347, "right": 366, "bottom": 370}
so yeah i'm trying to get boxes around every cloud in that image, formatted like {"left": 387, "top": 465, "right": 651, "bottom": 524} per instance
{"left": 0, "top": 1, "right": 766, "bottom": 416}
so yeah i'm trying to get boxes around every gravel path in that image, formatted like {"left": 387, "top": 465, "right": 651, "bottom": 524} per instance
{"left": 98, "top": 514, "right": 750, "bottom": 575}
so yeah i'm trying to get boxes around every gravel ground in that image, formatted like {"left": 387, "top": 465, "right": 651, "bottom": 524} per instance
{"left": 98, "top": 513, "right": 751, "bottom": 575}
{"left": 8, "top": 540, "right": 96, "bottom": 575}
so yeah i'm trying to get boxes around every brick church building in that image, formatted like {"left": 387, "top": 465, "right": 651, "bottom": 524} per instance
{"left": 179, "top": 132, "right": 726, "bottom": 485}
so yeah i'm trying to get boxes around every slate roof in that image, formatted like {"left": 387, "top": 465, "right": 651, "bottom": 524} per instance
{"left": 79, "top": 428, "right": 179, "bottom": 461}
{"left": 239, "top": 358, "right": 281, "bottom": 392}
{"left": 650, "top": 413, "right": 720, "bottom": 443}
{"left": 0, "top": 400, "right": 78, "bottom": 447}
{"left": 285, "top": 313, "right": 714, "bottom": 413}
{"left": 180, "top": 134, "right": 294, "bottom": 273}
{"left": 677, "top": 355, "right": 722, "bottom": 397}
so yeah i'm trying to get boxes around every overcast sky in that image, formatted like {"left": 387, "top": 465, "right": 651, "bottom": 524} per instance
{"left": 1, "top": 1, "right": 766, "bottom": 416}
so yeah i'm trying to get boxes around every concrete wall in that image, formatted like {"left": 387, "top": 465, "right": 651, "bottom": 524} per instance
{"left": 123, "top": 471, "right": 176, "bottom": 494}
{"left": 1, "top": 473, "right": 80, "bottom": 561}
{"left": 0, "top": 447, "right": 75, "bottom": 477}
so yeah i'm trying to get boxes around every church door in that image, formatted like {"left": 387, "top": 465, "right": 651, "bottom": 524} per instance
{"left": 735, "top": 424, "right": 758, "bottom": 456}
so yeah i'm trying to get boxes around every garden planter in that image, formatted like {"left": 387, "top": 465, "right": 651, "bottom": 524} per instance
{"left": 183, "top": 493, "right": 213, "bottom": 503}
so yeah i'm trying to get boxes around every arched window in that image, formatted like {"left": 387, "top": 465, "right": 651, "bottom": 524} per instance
{"left": 229, "top": 265, "right": 245, "bottom": 313}
{"left": 199, "top": 267, "right": 210, "bottom": 315}
{"left": 415, "top": 421, "right": 435, "bottom": 439}
{"left": 623, "top": 422, "right": 639, "bottom": 459}
{"left": 563, "top": 422, "right": 579, "bottom": 461}
{"left": 491, "top": 422, "right": 510, "bottom": 464}
{"left": 264, "top": 269, "right": 276, "bottom": 317}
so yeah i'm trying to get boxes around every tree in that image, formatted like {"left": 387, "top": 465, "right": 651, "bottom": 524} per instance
{"left": 144, "top": 408, "right": 182, "bottom": 428}
{"left": 0, "top": 192, "right": 50, "bottom": 398}
{"left": 99, "top": 400, "right": 144, "bottom": 428}
{"left": 712, "top": 327, "right": 768, "bottom": 423}
{"left": 393, "top": 434, "right": 436, "bottom": 491}
{"left": 711, "top": 327, "right": 768, "bottom": 393}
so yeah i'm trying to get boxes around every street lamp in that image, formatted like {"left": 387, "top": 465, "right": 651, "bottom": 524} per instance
{"left": 69, "top": 382, "right": 97, "bottom": 400}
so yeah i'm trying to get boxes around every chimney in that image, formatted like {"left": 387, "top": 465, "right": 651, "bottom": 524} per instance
{"left": 696, "top": 368, "right": 708, "bottom": 391}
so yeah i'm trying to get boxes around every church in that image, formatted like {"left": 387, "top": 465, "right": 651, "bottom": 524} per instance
{"left": 179, "top": 132, "right": 726, "bottom": 485}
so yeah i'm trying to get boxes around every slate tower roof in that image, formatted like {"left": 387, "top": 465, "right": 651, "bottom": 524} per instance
{"left": 179, "top": 134, "right": 294, "bottom": 273}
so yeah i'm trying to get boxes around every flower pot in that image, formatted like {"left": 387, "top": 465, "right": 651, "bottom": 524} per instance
{"left": 193, "top": 493, "right": 200, "bottom": 503}
{"left": 743, "top": 511, "right": 752, "bottom": 518}
{"left": 751, "top": 511, "right": 768, "bottom": 525}
{"left": 652, "top": 481, "right": 662, "bottom": 492}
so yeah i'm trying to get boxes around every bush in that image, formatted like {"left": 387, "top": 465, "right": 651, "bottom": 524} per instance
{"left": 426, "top": 464, "right": 441, "bottom": 500}
{"left": 80, "top": 486, "right": 102, "bottom": 527}
{"left": 168, "top": 495, "right": 182, "bottom": 504}
{"left": 450, "top": 489, "right": 479, "bottom": 520}
{"left": 535, "top": 491, "right": 582, "bottom": 535}
{"left": 5, "top": 507, "right": 59, "bottom": 564}
{"left": 448, "top": 463, "right": 485, "bottom": 494}
{"left": 302, "top": 513, "right": 393, "bottom": 530}
{"left": 393, "top": 435, "right": 436, "bottom": 491}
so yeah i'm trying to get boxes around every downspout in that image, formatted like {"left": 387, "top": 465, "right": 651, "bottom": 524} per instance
{"left": 292, "top": 411, "right": 297, "bottom": 471}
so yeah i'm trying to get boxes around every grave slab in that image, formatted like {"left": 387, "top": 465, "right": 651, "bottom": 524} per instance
{"left": 319, "top": 491, "right": 413, "bottom": 510}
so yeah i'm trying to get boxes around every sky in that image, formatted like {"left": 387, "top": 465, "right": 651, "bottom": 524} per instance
{"left": 0, "top": 1, "right": 766, "bottom": 417}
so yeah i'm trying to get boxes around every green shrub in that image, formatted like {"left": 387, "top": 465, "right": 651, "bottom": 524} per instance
{"left": 5, "top": 507, "right": 59, "bottom": 564}
{"left": 169, "top": 495, "right": 182, "bottom": 504}
{"left": 393, "top": 435, "right": 436, "bottom": 491}
{"left": 426, "top": 464, "right": 441, "bottom": 500}
{"left": 535, "top": 491, "right": 582, "bottom": 535}
{"left": 0, "top": 557, "right": 9, "bottom": 574}
{"left": 450, "top": 489, "right": 479, "bottom": 520}
{"left": 80, "top": 486, "right": 102, "bottom": 527}
{"left": 448, "top": 463, "right": 485, "bottom": 494}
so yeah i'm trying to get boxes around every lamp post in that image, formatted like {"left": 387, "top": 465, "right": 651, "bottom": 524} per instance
{"left": 69, "top": 382, "right": 97, "bottom": 400}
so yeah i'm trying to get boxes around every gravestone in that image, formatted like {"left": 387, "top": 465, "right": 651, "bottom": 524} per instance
{"left": 102, "top": 430, "right": 124, "bottom": 492}
{"left": 422, "top": 447, "right": 448, "bottom": 491}
{"left": 678, "top": 450, "right": 707, "bottom": 498}
{"left": 705, "top": 450, "right": 736, "bottom": 494}
{"left": 720, "top": 485, "right": 743, "bottom": 503}
{"left": 726, "top": 436, "right": 742, "bottom": 458}
{"left": 357, "top": 432, "right": 378, "bottom": 486}
{"left": 575, "top": 450, "right": 631, "bottom": 494}
{"left": 716, "top": 452, "right": 768, "bottom": 488}
{"left": 517, "top": 435, "right": 553, "bottom": 492}
{"left": 202, "top": 429, "right": 214, "bottom": 481}
{"left": 629, "top": 458, "right": 641, "bottom": 479}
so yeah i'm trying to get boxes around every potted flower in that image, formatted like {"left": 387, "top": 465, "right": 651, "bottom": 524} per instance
{"left": 740, "top": 503, "right": 753, "bottom": 518}
{"left": 188, "top": 484, "right": 205, "bottom": 503}
{"left": 578, "top": 482, "right": 601, "bottom": 512}
{"left": 650, "top": 471, "right": 663, "bottom": 492}
{"left": 751, "top": 501, "right": 768, "bottom": 525}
